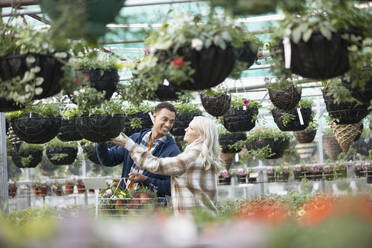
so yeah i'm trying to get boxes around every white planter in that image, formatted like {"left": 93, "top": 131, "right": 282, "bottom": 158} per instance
{"left": 295, "top": 142, "right": 317, "bottom": 159}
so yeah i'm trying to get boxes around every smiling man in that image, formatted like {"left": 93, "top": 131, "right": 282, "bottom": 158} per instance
{"left": 96, "top": 102, "right": 180, "bottom": 197}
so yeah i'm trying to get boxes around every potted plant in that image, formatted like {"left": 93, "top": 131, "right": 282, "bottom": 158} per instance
{"left": 141, "top": 13, "right": 249, "bottom": 90}
{"left": 268, "top": 80, "right": 302, "bottom": 111}
{"left": 57, "top": 107, "right": 83, "bottom": 142}
{"left": 354, "top": 163, "right": 365, "bottom": 178}
{"left": 8, "top": 182, "right": 17, "bottom": 198}
{"left": 218, "top": 169, "right": 231, "bottom": 185}
{"left": 295, "top": 116, "right": 318, "bottom": 144}
{"left": 76, "top": 179, "right": 86, "bottom": 194}
{"left": 270, "top": 0, "right": 370, "bottom": 80}
{"left": 334, "top": 163, "right": 347, "bottom": 179}
{"left": 71, "top": 53, "right": 121, "bottom": 100}
{"left": 122, "top": 103, "right": 154, "bottom": 137}
{"left": 200, "top": 85, "right": 231, "bottom": 117}
{"left": 32, "top": 182, "right": 49, "bottom": 197}
{"left": 322, "top": 128, "right": 342, "bottom": 161}
{"left": 45, "top": 138, "right": 78, "bottom": 165}
{"left": 323, "top": 164, "right": 335, "bottom": 181}
{"left": 329, "top": 120, "right": 362, "bottom": 153}
{"left": 276, "top": 164, "right": 290, "bottom": 182}
{"left": 64, "top": 180, "right": 76, "bottom": 195}
{"left": 0, "top": 21, "right": 76, "bottom": 111}
{"left": 82, "top": 140, "right": 100, "bottom": 164}
{"left": 229, "top": 167, "right": 247, "bottom": 184}
{"left": 271, "top": 99, "right": 313, "bottom": 131}
{"left": 132, "top": 184, "right": 157, "bottom": 206}
{"left": 223, "top": 96, "right": 260, "bottom": 132}
{"left": 294, "top": 164, "right": 306, "bottom": 181}
{"left": 219, "top": 127, "right": 247, "bottom": 154}
{"left": 72, "top": 90, "right": 126, "bottom": 143}
{"left": 266, "top": 167, "right": 276, "bottom": 183}
{"left": 39, "top": 0, "right": 125, "bottom": 42}
{"left": 245, "top": 127, "right": 291, "bottom": 160}
{"left": 8, "top": 103, "right": 61, "bottom": 144}
{"left": 170, "top": 103, "right": 202, "bottom": 136}
{"left": 11, "top": 142, "right": 43, "bottom": 168}
{"left": 52, "top": 182, "right": 64, "bottom": 196}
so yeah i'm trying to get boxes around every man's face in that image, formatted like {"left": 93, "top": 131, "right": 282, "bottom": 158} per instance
{"left": 153, "top": 108, "right": 176, "bottom": 137}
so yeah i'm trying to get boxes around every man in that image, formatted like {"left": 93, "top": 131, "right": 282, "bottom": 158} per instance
{"left": 96, "top": 102, "right": 180, "bottom": 197}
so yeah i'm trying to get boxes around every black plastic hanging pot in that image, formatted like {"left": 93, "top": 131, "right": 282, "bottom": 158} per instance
{"left": 10, "top": 116, "right": 61, "bottom": 144}
{"left": 157, "top": 45, "right": 235, "bottom": 90}
{"left": 219, "top": 133, "right": 247, "bottom": 153}
{"left": 153, "top": 84, "right": 180, "bottom": 101}
{"left": 11, "top": 149, "right": 43, "bottom": 168}
{"left": 284, "top": 30, "right": 357, "bottom": 80}
{"left": 246, "top": 137, "right": 290, "bottom": 160}
{"left": 46, "top": 146, "right": 78, "bottom": 165}
{"left": 57, "top": 118, "right": 83, "bottom": 142}
{"left": 233, "top": 41, "right": 258, "bottom": 69}
{"left": 322, "top": 88, "right": 370, "bottom": 124}
{"left": 295, "top": 129, "right": 317, "bottom": 143}
{"left": 81, "top": 69, "right": 119, "bottom": 100}
{"left": 76, "top": 114, "right": 125, "bottom": 143}
{"left": 223, "top": 107, "right": 258, "bottom": 132}
{"left": 83, "top": 144, "right": 100, "bottom": 164}
{"left": 272, "top": 107, "right": 312, "bottom": 131}
{"left": 123, "top": 112, "right": 153, "bottom": 137}
{"left": 200, "top": 93, "right": 231, "bottom": 117}
{"left": 170, "top": 112, "right": 202, "bottom": 136}
{"left": 268, "top": 85, "right": 302, "bottom": 111}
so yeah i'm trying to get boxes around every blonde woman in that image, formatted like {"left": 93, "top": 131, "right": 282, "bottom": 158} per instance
{"left": 111, "top": 116, "right": 222, "bottom": 215}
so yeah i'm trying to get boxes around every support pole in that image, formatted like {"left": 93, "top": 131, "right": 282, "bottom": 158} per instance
{"left": 0, "top": 113, "right": 9, "bottom": 213}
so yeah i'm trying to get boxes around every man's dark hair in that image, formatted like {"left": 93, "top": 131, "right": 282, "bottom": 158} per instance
{"left": 154, "top": 102, "right": 176, "bottom": 114}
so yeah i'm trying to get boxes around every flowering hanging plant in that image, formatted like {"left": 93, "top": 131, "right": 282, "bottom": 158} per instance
{"left": 230, "top": 96, "right": 261, "bottom": 109}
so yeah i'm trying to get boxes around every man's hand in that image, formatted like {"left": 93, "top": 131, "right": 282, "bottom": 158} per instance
{"left": 128, "top": 172, "right": 148, "bottom": 182}
{"left": 110, "top": 132, "right": 129, "bottom": 147}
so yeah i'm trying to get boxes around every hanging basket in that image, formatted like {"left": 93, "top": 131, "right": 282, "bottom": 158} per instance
{"left": 246, "top": 137, "right": 290, "bottom": 159}
{"left": 123, "top": 112, "right": 153, "bottom": 137}
{"left": 200, "top": 93, "right": 231, "bottom": 117}
{"left": 57, "top": 118, "right": 83, "bottom": 142}
{"left": 272, "top": 107, "right": 312, "bottom": 131}
{"left": 219, "top": 133, "right": 247, "bottom": 153}
{"left": 170, "top": 112, "right": 202, "bottom": 136}
{"left": 322, "top": 89, "right": 369, "bottom": 124}
{"left": 322, "top": 136, "right": 342, "bottom": 161}
{"left": 157, "top": 45, "right": 235, "bottom": 90}
{"left": 11, "top": 149, "right": 43, "bottom": 168}
{"left": 353, "top": 138, "right": 372, "bottom": 156}
{"left": 81, "top": 69, "right": 119, "bottom": 100}
{"left": 295, "top": 129, "right": 317, "bottom": 143}
{"left": 330, "top": 122, "right": 362, "bottom": 153}
{"left": 285, "top": 30, "right": 355, "bottom": 80}
{"left": 153, "top": 84, "right": 180, "bottom": 101}
{"left": 295, "top": 143, "right": 317, "bottom": 159}
{"left": 11, "top": 116, "right": 61, "bottom": 144}
{"left": 268, "top": 85, "right": 302, "bottom": 111}
{"left": 341, "top": 68, "right": 372, "bottom": 104}
{"left": 40, "top": 156, "right": 58, "bottom": 172}
{"left": 39, "top": 0, "right": 125, "bottom": 41}
{"left": 83, "top": 144, "right": 100, "bottom": 164}
{"left": 76, "top": 114, "right": 125, "bottom": 143}
{"left": 233, "top": 41, "right": 258, "bottom": 69}
{"left": 223, "top": 107, "right": 258, "bottom": 132}
{"left": 46, "top": 146, "right": 78, "bottom": 165}
{"left": 0, "top": 98, "right": 23, "bottom": 112}
{"left": 0, "top": 53, "right": 64, "bottom": 103}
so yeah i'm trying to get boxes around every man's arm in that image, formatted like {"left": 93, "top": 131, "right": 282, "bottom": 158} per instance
{"left": 96, "top": 142, "right": 127, "bottom": 167}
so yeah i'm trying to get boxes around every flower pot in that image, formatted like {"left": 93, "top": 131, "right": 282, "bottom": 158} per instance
{"left": 39, "top": 0, "right": 125, "bottom": 41}
{"left": 8, "top": 183, "right": 17, "bottom": 198}
{"left": 64, "top": 184, "right": 74, "bottom": 195}
{"left": 11, "top": 149, "right": 43, "bottom": 168}
{"left": 170, "top": 112, "right": 201, "bottom": 136}
{"left": 81, "top": 69, "right": 119, "bottom": 100}
{"left": 295, "top": 142, "right": 317, "bottom": 159}
{"left": 11, "top": 116, "right": 61, "bottom": 144}
{"left": 223, "top": 107, "right": 258, "bottom": 132}
{"left": 123, "top": 112, "right": 153, "bottom": 137}
{"left": 77, "top": 184, "right": 86, "bottom": 194}
{"left": 220, "top": 152, "right": 234, "bottom": 170}
{"left": 353, "top": 138, "right": 372, "bottom": 156}
{"left": 76, "top": 114, "right": 125, "bottom": 143}
{"left": 268, "top": 85, "right": 302, "bottom": 111}
{"left": 219, "top": 132, "right": 247, "bottom": 153}
{"left": 272, "top": 107, "right": 312, "bottom": 131}
{"left": 33, "top": 184, "right": 49, "bottom": 197}
{"left": 246, "top": 137, "right": 290, "bottom": 159}
{"left": 284, "top": 30, "right": 355, "bottom": 80}
{"left": 200, "top": 93, "right": 231, "bottom": 117}
{"left": 46, "top": 146, "right": 78, "bottom": 165}
{"left": 52, "top": 187, "right": 64, "bottom": 196}
{"left": 330, "top": 121, "right": 362, "bottom": 153}
{"left": 0, "top": 53, "right": 64, "bottom": 102}
{"left": 218, "top": 175, "right": 231, "bottom": 185}
{"left": 158, "top": 45, "right": 235, "bottom": 90}
{"left": 276, "top": 172, "right": 289, "bottom": 182}
{"left": 233, "top": 41, "right": 258, "bottom": 69}
{"left": 322, "top": 88, "right": 369, "bottom": 124}
{"left": 295, "top": 129, "right": 317, "bottom": 143}
{"left": 57, "top": 118, "right": 83, "bottom": 142}
{"left": 322, "top": 136, "right": 342, "bottom": 161}
{"left": 83, "top": 144, "right": 100, "bottom": 164}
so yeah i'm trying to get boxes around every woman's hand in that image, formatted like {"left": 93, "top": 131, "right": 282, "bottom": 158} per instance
{"left": 110, "top": 132, "right": 129, "bottom": 147}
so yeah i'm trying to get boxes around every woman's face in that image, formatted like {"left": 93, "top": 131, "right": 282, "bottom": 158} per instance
{"left": 184, "top": 119, "right": 200, "bottom": 143}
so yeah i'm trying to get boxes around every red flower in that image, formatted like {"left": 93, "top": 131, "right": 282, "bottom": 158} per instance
{"left": 74, "top": 73, "right": 90, "bottom": 84}
{"left": 172, "top": 57, "right": 185, "bottom": 68}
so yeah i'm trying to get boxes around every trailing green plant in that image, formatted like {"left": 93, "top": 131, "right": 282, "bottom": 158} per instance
{"left": 246, "top": 127, "right": 291, "bottom": 142}
{"left": 123, "top": 103, "right": 155, "bottom": 115}
{"left": 71, "top": 51, "right": 124, "bottom": 71}
{"left": 297, "top": 98, "right": 313, "bottom": 109}
{"left": 201, "top": 84, "right": 229, "bottom": 97}
{"left": 242, "top": 145, "right": 275, "bottom": 162}
{"left": 266, "top": 79, "right": 301, "bottom": 92}
{"left": 174, "top": 103, "right": 202, "bottom": 114}
{"left": 281, "top": 112, "right": 296, "bottom": 127}
{"left": 61, "top": 107, "right": 80, "bottom": 118}
{"left": 230, "top": 96, "right": 261, "bottom": 109}
{"left": 5, "top": 103, "right": 60, "bottom": 119}
{"left": 322, "top": 78, "right": 361, "bottom": 104}
{"left": 227, "top": 140, "right": 246, "bottom": 152}
{"left": 45, "top": 138, "right": 78, "bottom": 148}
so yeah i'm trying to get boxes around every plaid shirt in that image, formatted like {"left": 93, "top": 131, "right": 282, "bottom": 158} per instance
{"left": 125, "top": 138, "right": 218, "bottom": 215}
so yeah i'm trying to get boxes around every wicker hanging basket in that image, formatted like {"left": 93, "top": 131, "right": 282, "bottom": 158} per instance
{"left": 330, "top": 122, "right": 362, "bottom": 153}
{"left": 322, "top": 136, "right": 342, "bottom": 161}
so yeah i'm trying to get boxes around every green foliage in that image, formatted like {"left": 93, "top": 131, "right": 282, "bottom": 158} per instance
{"left": 322, "top": 78, "right": 359, "bottom": 104}
{"left": 297, "top": 98, "right": 313, "bottom": 108}
{"left": 227, "top": 140, "right": 246, "bottom": 152}
{"left": 230, "top": 96, "right": 261, "bottom": 109}
{"left": 123, "top": 103, "right": 155, "bottom": 115}
{"left": 61, "top": 107, "right": 80, "bottom": 118}
{"left": 71, "top": 52, "right": 123, "bottom": 70}
{"left": 246, "top": 127, "right": 292, "bottom": 142}
{"left": 130, "top": 117, "right": 143, "bottom": 129}
{"left": 174, "top": 103, "right": 202, "bottom": 114}
{"left": 281, "top": 112, "right": 296, "bottom": 127}
{"left": 20, "top": 142, "right": 44, "bottom": 151}
{"left": 50, "top": 153, "right": 69, "bottom": 161}
{"left": 5, "top": 111, "right": 23, "bottom": 120}
{"left": 322, "top": 128, "right": 334, "bottom": 137}
{"left": 46, "top": 138, "right": 78, "bottom": 148}
{"left": 244, "top": 145, "right": 275, "bottom": 161}
{"left": 201, "top": 84, "right": 229, "bottom": 96}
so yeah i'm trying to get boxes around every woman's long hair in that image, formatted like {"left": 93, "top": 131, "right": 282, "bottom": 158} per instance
{"left": 185, "top": 116, "right": 222, "bottom": 172}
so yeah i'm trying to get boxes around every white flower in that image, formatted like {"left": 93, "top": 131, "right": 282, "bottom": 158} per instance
{"left": 191, "top": 39, "right": 203, "bottom": 51}
{"left": 221, "top": 30, "right": 232, "bottom": 41}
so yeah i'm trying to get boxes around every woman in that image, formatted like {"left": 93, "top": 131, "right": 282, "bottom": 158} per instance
{"left": 111, "top": 116, "right": 222, "bottom": 215}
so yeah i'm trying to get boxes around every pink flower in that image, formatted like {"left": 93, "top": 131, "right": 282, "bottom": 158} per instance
{"left": 267, "top": 168, "right": 273, "bottom": 174}
{"left": 144, "top": 49, "right": 151, "bottom": 55}
{"left": 283, "top": 167, "right": 289, "bottom": 173}
{"left": 295, "top": 166, "right": 301, "bottom": 172}
{"left": 243, "top": 99, "right": 249, "bottom": 106}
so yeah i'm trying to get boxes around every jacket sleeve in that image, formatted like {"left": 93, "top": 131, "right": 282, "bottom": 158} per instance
{"left": 96, "top": 142, "right": 127, "bottom": 167}
{"left": 125, "top": 139, "right": 199, "bottom": 176}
